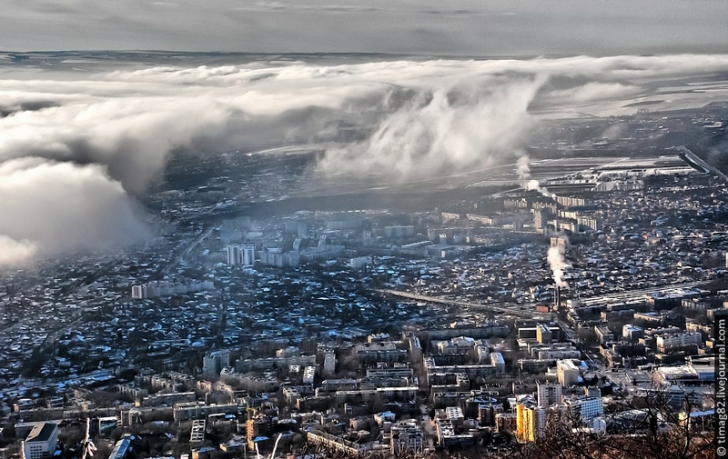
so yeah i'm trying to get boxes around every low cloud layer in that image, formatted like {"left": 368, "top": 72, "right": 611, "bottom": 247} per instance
{"left": 0, "top": 159, "right": 150, "bottom": 262}
{"left": 2, "top": 54, "right": 728, "bottom": 265}
{"left": 319, "top": 75, "right": 543, "bottom": 179}
{"left": 0, "top": 235, "right": 38, "bottom": 266}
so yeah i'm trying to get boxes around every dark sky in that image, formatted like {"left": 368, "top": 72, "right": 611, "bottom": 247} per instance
{"left": 2, "top": 0, "right": 727, "bottom": 55}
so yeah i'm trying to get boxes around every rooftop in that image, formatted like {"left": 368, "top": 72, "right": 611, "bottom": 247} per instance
{"left": 26, "top": 423, "right": 57, "bottom": 443}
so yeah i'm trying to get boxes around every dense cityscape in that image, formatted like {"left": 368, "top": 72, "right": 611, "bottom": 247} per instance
{"left": 0, "top": 96, "right": 724, "bottom": 459}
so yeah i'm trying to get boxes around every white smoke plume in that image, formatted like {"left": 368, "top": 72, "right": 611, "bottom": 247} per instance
{"left": 516, "top": 155, "right": 531, "bottom": 183}
{"left": 516, "top": 155, "right": 555, "bottom": 199}
{"left": 547, "top": 242, "right": 570, "bottom": 287}
{"left": 211, "top": 381, "right": 235, "bottom": 403}
{"left": 213, "top": 380, "right": 234, "bottom": 395}
{"left": 2, "top": 54, "right": 728, "bottom": 265}
{"left": 526, "top": 179, "right": 556, "bottom": 199}
{"left": 0, "top": 235, "right": 38, "bottom": 266}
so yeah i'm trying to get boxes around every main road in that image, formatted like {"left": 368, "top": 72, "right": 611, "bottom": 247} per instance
{"left": 375, "top": 289, "right": 543, "bottom": 319}
{"left": 163, "top": 224, "right": 216, "bottom": 275}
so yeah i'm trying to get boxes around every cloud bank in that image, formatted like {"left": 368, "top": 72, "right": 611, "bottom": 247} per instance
{"left": 0, "top": 159, "right": 150, "bottom": 264}
{"left": 2, "top": 54, "right": 728, "bottom": 265}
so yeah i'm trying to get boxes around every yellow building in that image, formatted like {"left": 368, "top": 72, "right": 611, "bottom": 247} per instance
{"left": 516, "top": 404, "right": 545, "bottom": 442}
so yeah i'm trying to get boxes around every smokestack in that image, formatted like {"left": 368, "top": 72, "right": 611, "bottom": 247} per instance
{"left": 554, "top": 286, "right": 561, "bottom": 311}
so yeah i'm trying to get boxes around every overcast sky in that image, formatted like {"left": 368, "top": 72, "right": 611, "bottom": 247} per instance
{"left": 2, "top": 0, "right": 728, "bottom": 55}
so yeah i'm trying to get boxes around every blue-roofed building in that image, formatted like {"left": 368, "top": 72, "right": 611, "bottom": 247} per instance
{"left": 109, "top": 436, "right": 132, "bottom": 459}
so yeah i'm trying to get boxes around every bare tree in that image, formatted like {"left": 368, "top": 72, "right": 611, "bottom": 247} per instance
{"left": 494, "top": 385, "right": 715, "bottom": 459}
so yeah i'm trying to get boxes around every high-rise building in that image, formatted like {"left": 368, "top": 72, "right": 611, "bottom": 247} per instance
{"left": 577, "top": 216, "right": 602, "bottom": 232}
{"left": 246, "top": 410, "right": 273, "bottom": 450}
{"left": 565, "top": 395, "right": 603, "bottom": 422}
{"left": 349, "top": 256, "right": 373, "bottom": 269}
{"left": 131, "top": 284, "right": 147, "bottom": 300}
{"left": 537, "top": 382, "right": 562, "bottom": 408}
{"left": 384, "top": 226, "right": 415, "bottom": 238}
{"left": 303, "top": 366, "right": 316, "bottom": 385}
{"left": 323, "top": 351, "right": 336, "bottom": 376}
{"left": 259, "top": 248, "right": 299, "bottom": 268}
{"left": 225, "top": 244, "right": 255, "bottom": 266}
{"left": 225, "top": 245, "right": 238, "bottom": 266}
{"left": 533, "top": 209, "right": 550, "bottom": 234}
{"left": 622, "top": 324, "right": 644, "bottom": 341}
{"left": 390, "top": 420, "right": 423, "bottom": 454}
{"left": 536, "top": 324, "right": 552, "bottom": 344}
{"left": 203, "top": 350, "right": 231, "bottom": 379}
{"left": 23, "top": 423, "right": 58, "bottom": 459}
{"left": 557, "top": 360, "right": 580, "bottom": 386}
{"left": 516, "top": 404, "right": 545, "bottom": 442}
{"left": 656, "top": 331, "right": 702, "bottom": 352}
{"left": 242, "top": 245, "right": 255, "bottom": 266}
{"left": 131, "top": 280, "right": 213, "bottom": 299}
